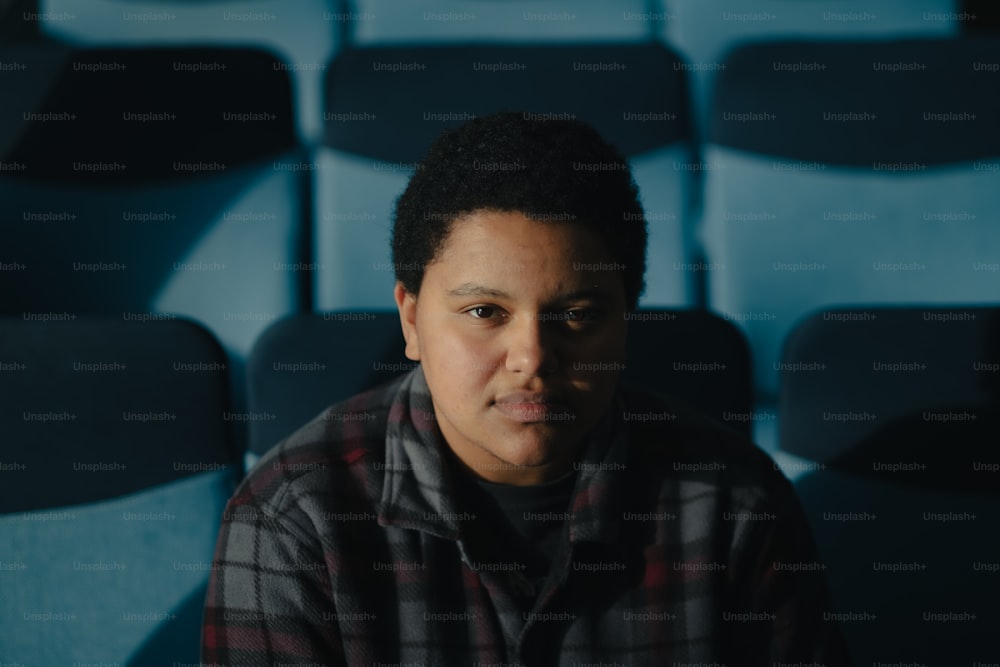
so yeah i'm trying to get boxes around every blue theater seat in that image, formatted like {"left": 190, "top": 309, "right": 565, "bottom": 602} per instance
{"left": 245, "top": 309, "right": 753, "bottom": 457}
{"left": 314, "top": 42, "right": 699, "bottom": 312}
{"left": 701, "top": 36, "right": 1000, "bottom": 403}
{"left": 0, "top": 316, "right": 240, "bottom": 665}
{"left": 775, "top": 306, "right": 1000, "bottom": 665}
{"left": 0, "top": 44, "right": 309, "bottom": 423}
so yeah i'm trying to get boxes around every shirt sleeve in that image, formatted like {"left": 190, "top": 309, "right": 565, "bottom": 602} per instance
{"left": 201, "top": 499, "right": 347, "bottom": 666}
{"left": 723, "top": 484, "right": 854, "bottom": 666}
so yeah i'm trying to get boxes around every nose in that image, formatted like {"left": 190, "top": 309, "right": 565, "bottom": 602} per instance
{"left": 504, "top": 312, "right": 558, "bottom": 376}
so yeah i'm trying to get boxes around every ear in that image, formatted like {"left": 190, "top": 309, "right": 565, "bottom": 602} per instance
{"left": 394, "top": 281, "right": 421, "bottom": 361}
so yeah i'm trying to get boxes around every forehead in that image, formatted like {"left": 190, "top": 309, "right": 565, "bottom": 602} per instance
{"left": 437, "top": 210, "right": 601, "bottom": 260}
{"left": 425, "top": 210, "right": 624, "bottom": 301}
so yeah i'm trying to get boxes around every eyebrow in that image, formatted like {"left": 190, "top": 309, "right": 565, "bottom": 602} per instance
{"left": 446, "top": 282, "right": 612, "bottom": 303}
{"left": 446, "top": 283, "right": 511, "bottom": 299}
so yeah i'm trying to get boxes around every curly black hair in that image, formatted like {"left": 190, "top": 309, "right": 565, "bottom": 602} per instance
{"left": 391, "top": 111, "right": 647, "bottom": 311}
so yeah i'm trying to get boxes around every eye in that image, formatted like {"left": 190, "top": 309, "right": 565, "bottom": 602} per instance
{"left": 564, "top": 308, "right": 598, "bottom": 324}
{"left": 471, "top": 306, "right": 494, "bottom": 319}
{"left": 466, "top": 305, "right": 502, "bottom": 320}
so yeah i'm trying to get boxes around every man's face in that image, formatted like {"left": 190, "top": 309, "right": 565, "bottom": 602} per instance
{"left": 394, "top": 210, "right": 628, "bottom": 485}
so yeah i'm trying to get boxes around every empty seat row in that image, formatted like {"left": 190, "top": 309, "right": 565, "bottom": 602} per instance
{"left": 3, "top": 305, "right": 995, "bottom": 495}
{"left": 28, "top": 0, "right": 977, "bottom": 146}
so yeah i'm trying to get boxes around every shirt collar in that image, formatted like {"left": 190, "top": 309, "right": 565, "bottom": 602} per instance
{"left": 377, "top": 365, "right": 463, "bottom": 540}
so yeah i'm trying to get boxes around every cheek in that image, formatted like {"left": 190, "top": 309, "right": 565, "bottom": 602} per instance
{"left": 422, "top": 325, "right": 501, "bottom": 397}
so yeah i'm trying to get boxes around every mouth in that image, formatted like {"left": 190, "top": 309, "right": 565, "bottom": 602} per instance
{"left": 492, "top": 391, "right": 575, "bottom": 424}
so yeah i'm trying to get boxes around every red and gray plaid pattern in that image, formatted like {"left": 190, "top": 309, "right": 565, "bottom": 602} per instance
{"left": 202, "top": 367, "right": 850, "bottom": 665}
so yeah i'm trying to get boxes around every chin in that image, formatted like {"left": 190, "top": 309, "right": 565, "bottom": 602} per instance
{"left": 488, "top": 431, "right": 570, "bottom": 468}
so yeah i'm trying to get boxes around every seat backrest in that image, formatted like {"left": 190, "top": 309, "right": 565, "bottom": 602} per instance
{"left": 0, "top": 316, "right": 238, "bottom": 510}
{"left": 779, "top": 306, "right": 1000, "bottom": 469}
{"left": 622, "top": 309, "right": 754, "bottom": 436}
{"left": 32, "top": 0, "right": 340, "bottom": 143}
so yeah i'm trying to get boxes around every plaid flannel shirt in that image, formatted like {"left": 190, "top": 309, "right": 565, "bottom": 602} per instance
{"left": 202, "top": 366, "right": 851, "bottom": 666}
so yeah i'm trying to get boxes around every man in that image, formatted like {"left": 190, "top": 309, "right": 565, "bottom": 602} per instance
{"left": 202, "top": 112, "right": 851, "bottom": 665}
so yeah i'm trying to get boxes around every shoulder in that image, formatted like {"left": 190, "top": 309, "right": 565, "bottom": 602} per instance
{"left": 222, "top": 373, "right": 406, "bottom": 537}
